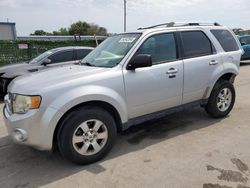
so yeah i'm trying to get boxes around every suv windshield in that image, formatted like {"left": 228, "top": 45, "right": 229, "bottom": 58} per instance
{"left": 81, "top": 33, "right": 141, "bottom": 68}
{"left": 29, "top": 50, "right": 53, "bottom": 64}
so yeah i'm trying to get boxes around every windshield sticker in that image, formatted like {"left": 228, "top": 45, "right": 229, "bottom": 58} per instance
{"left": 119, "top": 37, "right": 136, "bottom": 43}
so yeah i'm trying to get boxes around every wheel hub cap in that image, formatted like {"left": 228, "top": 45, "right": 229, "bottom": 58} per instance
{"left": 217, "top": 88, "right": 232, "bottom": 112}
{"left": 72, "top": 119, "right": 108, "bottom": 156}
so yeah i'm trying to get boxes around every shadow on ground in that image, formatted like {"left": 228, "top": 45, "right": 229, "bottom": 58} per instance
{"left": 0, "top": 107, "right": 222, "bottom": 188}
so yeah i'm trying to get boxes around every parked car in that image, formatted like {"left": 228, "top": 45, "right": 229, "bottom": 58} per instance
{"left": 238, "top": 35, "right": 250, "bottom": 60}
{"left": 3, "top": 22, "right": 243, "bottom": 165}
{"left": 0, "top": 46, "right": 94, "bottom": 98}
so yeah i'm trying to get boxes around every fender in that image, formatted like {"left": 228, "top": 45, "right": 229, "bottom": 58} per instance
{"left": 39, "top": 85, "right": 128, "bottom": 150}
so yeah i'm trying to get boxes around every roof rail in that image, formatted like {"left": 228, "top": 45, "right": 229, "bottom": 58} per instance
{"left": 137, "top": 22, "right": 221, "bottom": 30}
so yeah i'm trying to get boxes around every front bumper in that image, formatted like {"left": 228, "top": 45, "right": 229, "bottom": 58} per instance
{"left": 3, "top": 105, "right": 57, "bottom": 151}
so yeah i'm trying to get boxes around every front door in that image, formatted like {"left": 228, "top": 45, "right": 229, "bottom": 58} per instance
{"left": 123, "top": 32, "right": 184, "bottom": 119}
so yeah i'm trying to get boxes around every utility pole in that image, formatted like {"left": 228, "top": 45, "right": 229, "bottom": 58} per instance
{"left": 124, "top": 0, "right": 127, "bottom": 32}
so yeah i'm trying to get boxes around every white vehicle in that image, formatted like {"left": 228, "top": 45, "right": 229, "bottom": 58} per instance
{"left": 4, "top": 22, "right": 243, "bottom": 164}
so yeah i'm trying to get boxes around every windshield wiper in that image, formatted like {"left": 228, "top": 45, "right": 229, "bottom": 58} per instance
{"left": 82, "top": 62, "right": 96, "bottom": 67}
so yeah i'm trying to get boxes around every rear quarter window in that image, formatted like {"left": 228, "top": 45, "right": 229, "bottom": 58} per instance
{"left": 211, "top": 29, "right": 239, "bottom": 52}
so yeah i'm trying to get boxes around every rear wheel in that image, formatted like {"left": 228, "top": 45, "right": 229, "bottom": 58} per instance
{"left": 58, "top": 106, "right": 117, "bottom": 165}
{"left": 205, "top": 80, "right": 235, "bottom": 118}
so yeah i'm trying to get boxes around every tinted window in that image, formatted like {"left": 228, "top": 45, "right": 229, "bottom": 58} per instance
{"left": 240, "top": 37, "right": 250, "bottom": 45}
{"left": 211, "top": 30, "right": 239, "bottom": 52}
{"left": 181, "top": 31, "right": 213, "bottom": 58}
{"left": 49, "top": 50, "right": 74, "bottom": 63}
{"left": 76, "top": 49, "right": 92, "bottom": 60}
{"left": 136, "top": 33, "right": 177, "bottom": 64}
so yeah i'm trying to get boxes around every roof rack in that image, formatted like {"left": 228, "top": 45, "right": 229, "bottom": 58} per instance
{"left": 137, "top": 22, "right": 221, "bottom": 30}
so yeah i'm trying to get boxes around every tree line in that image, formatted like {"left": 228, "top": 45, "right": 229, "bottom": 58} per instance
{"left": 30, "top": 21, "right": 108, "bottom": 36}
{"left": 233, "top": 28, "right": 250, "bottom": 35}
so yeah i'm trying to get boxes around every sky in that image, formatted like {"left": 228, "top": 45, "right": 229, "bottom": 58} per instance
{"left": 0, "top": 0, "right": 249, "bottom": 36}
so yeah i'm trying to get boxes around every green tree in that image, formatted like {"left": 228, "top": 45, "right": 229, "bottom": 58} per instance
{"left": 232, "top": 28, "right": 244, "bottom": 35}
{"left": 53, "top": 28, "right": 69, "bottom": 35}
{"left": 87, "top": 24, "right": 107, "bottom": 35}
{"left": 68, "top": 21, "right": 90, "bottom": 35}
{"left": 31, "top": 21, "right": 108, "bottom": 36}
{"left": 31, "top": 30, "right": 51, "bottom": 35}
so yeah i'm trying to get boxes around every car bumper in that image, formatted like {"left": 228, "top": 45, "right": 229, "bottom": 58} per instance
{"left": 3, "top": 105, "right": 58, "bottom": 151}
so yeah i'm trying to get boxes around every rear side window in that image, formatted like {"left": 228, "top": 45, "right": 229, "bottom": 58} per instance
{"left": 49, "top": 50, "right": 74, "bottom": 63}
{"left": 136, "top": 33, "right": 178, "bottom": 64}
{"left": 211, "top": 30, "right": 239, "bottom": 52}
{"left": 76, "top": 49, "right": 92, "bottom": 60}
{"left": 181, "top": 31, "right": 213, "bottom": 58}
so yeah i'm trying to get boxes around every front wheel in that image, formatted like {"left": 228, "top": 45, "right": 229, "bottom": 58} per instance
{"left": 58, "top": 106, "right": 117, "bottom": 165}
{"left": 205, "top": 80, "right": 235, "bottom": 118}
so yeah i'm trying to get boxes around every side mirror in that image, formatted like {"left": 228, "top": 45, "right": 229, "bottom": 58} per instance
{"left": 127, "top": 54, "right": 152, "bottom": 70}
{"left": 43, "top": 58, "right": 52, "bottom": 65}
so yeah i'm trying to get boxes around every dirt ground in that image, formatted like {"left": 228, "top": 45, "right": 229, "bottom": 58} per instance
{"left": 1, "top": 64, "right": 250, "bottom": 188}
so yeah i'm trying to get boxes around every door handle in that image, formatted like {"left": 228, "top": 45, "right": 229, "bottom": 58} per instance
{"left": 166, "top": 68, "right": 178, "bottom": 74}
{"left": 209, "top": 60, "right": 219, "bottom": 65}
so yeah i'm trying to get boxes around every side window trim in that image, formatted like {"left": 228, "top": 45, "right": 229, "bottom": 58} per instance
{"left": 132, "top": 32, "right": 180, "bottom": 66}
{"left": 178, "top": 30, "right": 216, "bottom": 60}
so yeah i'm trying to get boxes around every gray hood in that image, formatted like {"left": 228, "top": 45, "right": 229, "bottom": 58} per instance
{"left": 0, "top": 63, "right": 43, "bottom": 78}
{"left": 9, "top": 64, "right": 110, "bottom": 94}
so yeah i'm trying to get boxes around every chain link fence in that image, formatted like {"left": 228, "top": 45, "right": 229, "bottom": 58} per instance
{"left": 0, "top": 40, "right": 101, "bottom": 65}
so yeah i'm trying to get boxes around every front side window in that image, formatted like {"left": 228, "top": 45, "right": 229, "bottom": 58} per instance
{"left": 76, "top": 49, "right": 92, "bottom": 60}
{"left": 181, "top": 31, "right": 213, "bottom": 58}
{"left": 29, "top": 50, "right": 53, "bottom": 64}
{"left": 136, "top": 33, "right": 177, "bottom": 64}
{"left": 49, "top": 50, "right": 74, "bottom": 63}
{"left": 81, "top": 33, "right": 141, "bottom": 68}
{"left": 211, "top": 29, "right": 239, "bottom": 52}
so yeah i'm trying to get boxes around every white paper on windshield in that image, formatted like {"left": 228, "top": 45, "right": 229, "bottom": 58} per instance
{"left": 119, "top": 37, "right": 136, "bottom": 43}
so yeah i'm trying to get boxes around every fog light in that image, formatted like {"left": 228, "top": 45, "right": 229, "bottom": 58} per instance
{"left": 13, "top": 129, "right": 27, "bottom": 142}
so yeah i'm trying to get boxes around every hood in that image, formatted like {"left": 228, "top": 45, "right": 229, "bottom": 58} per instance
{"left": 0, "top": 63, "right": 42, "bottom": 78}
{"left": 9, "top": 64, "right": 110, "bottom": 94}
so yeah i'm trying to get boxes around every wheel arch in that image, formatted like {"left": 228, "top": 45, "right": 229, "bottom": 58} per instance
{"left": 52, "top": 100, "right": 123, "bottom": 151}
{"left": 203, "top": 71, "right": 237, "bottom": 101}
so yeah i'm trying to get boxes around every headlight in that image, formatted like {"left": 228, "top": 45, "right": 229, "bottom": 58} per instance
{"left": 12, "top": 94, "right": 41, "bottom": 114}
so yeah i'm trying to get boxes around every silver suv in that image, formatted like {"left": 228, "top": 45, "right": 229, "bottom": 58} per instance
{"left": 3, "top": 23, "right": 243, "bottom": 164}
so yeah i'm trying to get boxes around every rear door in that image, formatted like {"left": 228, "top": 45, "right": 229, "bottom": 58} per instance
{"left": 179, "top": 30, "right": 223, "bottom": 104}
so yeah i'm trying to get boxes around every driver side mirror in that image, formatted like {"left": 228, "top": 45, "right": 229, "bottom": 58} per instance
{"left": 42, "top": 58, "right": 52, "bottom": 65}
{"left": 127, "top": 54, "right": 152, "bottom": 70}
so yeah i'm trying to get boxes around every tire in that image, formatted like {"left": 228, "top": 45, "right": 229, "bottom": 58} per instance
{"left": 205, "top": 80, "right": 235, "bottom": 118}
{"left": 58, "top": 106, "right": 117, "bottom": 165}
